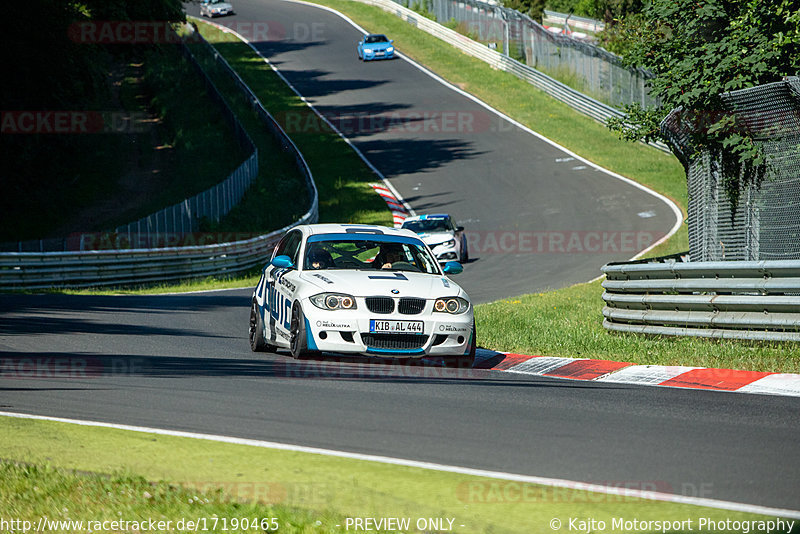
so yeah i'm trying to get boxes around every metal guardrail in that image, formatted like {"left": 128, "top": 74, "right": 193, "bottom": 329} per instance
{"left": 542, "top": 10, "right": 605, "bottom": 33}
{"left": 358, "top": 0, "right": 669, "bottom": 152}
{"left": 0, "top": 28, "right": 318, "bottom": 290}
{"left": 601, "top": 257, "right": 800, "bottom": 341}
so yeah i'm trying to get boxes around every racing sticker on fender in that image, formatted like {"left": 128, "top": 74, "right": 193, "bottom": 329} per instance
{"left": 369, "top": 320, "right": 423, "bottom": 334}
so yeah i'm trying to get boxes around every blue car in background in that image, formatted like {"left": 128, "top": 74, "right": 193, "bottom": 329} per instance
{"left": 357, "top": 34, "right": 395, "bottom": 61}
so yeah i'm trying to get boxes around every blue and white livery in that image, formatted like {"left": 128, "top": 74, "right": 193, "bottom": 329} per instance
{"left": 357, "top": 34, "right": 395, "bottom": 61}
{"left": 401, "top": 214, "right": 469, "bottom": 263}
{"left": 249, "top": 224, "right": 475, "bottom": 367}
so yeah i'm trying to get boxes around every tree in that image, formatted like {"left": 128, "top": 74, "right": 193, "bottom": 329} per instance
{"left": 607, "top": 0, "right": 800, "bottom": 202}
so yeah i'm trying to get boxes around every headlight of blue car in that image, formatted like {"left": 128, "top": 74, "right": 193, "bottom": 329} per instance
{"left": 386, "top": 47, "right": 394, "bottom": 53}
{"left": 310, "top": 293, "right": 357, "bottom": 310}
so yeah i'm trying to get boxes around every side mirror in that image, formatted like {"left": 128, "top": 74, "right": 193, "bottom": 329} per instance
{"left": 456, "top": 226, "right": 465, "bottom": 232}
{"left": 442, "top": 261, "right": 463, "bottom": 275}
{"left": 271, "top": 255, "right": 294, "bottom": 269}
{"left": 390, "top": 39, "right": 394, "bottom": 43}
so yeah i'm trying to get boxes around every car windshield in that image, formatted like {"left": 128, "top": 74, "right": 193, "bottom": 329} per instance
{"left": 365, "top": 35, "right": 389, "bottom": 44}
{"left": 304, "top": 235, "right": 439, "bottom": 274}
{"left": 402, "top": 219, "right": 450, "bottom": 233}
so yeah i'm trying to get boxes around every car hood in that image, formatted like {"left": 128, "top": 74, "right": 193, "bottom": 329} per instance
{"left": 208, "top": 2, "right": 232, "bottom": 8}
{"left": 416, "top": 231, "right": 455, "bottom": 246}
{"left": 300, "top": 269, "right": 464, "bottom": 298}
{"left": 363, "top": 42, "right": 393, "bottom": 50}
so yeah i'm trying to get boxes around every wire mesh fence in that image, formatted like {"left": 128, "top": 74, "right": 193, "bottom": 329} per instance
{"left": 661, "top": 76, "right": 800, "bottom": 261}
{"left": 391, "top": 0, "right": 658, "bottom": 109}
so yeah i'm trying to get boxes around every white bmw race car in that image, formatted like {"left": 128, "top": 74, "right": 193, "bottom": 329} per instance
{"left": 249, "top": 224, "right": 476, "bottom": 367}
{"left": 401, "top": 214, "right": 469, "bottom": 263}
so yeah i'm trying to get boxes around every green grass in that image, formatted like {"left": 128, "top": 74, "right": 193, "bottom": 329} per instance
{"left": 47, "top": 273, "right": 262, "bottom": 296}
{"left": 476, "top": 280, "right": 800, "bottom": 373}
{"left": 0, "top": 462, "right": 333, "bottom": 533}
{"left": 3, "top": 417, "right": 792, "bottom": 534}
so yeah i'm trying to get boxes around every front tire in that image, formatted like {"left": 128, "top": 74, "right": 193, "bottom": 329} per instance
{"left": 290, "top": 302, "right": 319, "bottom": 360}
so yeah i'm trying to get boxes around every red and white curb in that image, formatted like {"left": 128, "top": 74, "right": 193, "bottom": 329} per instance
{"left": 474, "top": 350, "right": 800, "bottom": 398}
{"left": 370, "top": 183, "right": 409, "bottom": 227}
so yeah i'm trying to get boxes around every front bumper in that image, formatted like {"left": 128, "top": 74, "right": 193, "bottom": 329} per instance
{"left": 363, "top": 49, "right": 395, "bottom": 61}
{"left": 303, "top": 303, "right": 473, "bottom": 358}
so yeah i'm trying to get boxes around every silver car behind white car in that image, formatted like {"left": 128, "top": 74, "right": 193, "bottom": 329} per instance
{"left": 200, "top": 0, "right": 234, "bottom": 17}
{"left": 401, "top": 214, "right": 469, "bottom": 263}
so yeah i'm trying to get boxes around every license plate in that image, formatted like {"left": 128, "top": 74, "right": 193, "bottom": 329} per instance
{"left": 375, "top": 51, "right": 384, "bottom": 56}
{"left": 369, "top": 320, "right": 423, "bottom": 334}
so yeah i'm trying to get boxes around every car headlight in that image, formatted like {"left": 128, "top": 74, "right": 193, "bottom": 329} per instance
{"left": 433, "top": 297, "right": 470, "bottom": 314}
{"left": 310, "top": 293, "right": 357, "bottom": 310}
{"left": 365, "top": 48, "right": 374, "bottom": 54}
{"left": 439, "top": 239, "right": 456, "bottom": 248}
{"left": 386, "top": 47, "right": 394, "bottom": 53}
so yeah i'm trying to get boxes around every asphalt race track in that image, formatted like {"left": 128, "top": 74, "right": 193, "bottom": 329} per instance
{"left": 2, "top": 292, "right": 799, "bottom": 512}
{"left": 187, "top": 0, "right": 677, "bottom": 304}
{"left": 1, "top": 0, "right": 797, "bottom": 519}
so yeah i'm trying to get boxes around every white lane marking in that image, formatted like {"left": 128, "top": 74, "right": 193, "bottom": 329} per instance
{"left": 2, "top": 411, "right": 798, "bottom": 519}
{"left": 571, "top": 165, "right": 588, "bottom": 170}
{"left": 597, "top": 365, "right": 700, "bottom": 385}
{"left": 555, "top": 157, "right": 575, "bottom": 162}
{"left": 189, "top": 15, "right": 415, "bottom": 217}
{"left": 278, "top": 0, "right": 682, "bottom": 263}
{"left": 738, "top": 374, "right": 800, "bottom": 398}
{"left": 638, "top": 210, "right": 657, "bottom": 218}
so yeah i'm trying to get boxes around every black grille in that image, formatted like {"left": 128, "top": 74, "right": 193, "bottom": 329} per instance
{"left": 398, "top": 297, "right": 425, "bottom": 315}
{"left": 366, "top": 297, "right": 394, "bottom": 314}
{"left": 361, "top": 333, "right": 428, "bottom": 350}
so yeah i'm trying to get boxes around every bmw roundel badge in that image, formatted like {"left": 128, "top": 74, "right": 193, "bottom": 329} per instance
{"left": 391, "top": 289, "right": 400, "bottom": 294}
